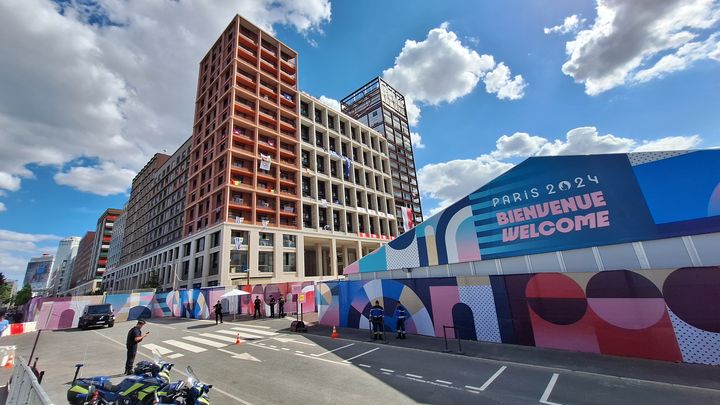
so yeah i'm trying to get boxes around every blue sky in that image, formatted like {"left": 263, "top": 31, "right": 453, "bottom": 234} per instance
{"left": 1, "top": 0, "right": 719, "bottom": 282}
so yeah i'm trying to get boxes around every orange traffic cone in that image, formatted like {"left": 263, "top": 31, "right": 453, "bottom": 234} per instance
{"left": 235, "top": 333, "right": 241, "bottom": 345}
{"left": 331, "top": 326, "right": 339, "bottom": 339}
{"left": 4, "top": 354, "right": 13, "bottom": 368}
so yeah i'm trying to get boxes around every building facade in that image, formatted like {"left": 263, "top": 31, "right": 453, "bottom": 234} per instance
{"left": 341, "top": 77, "right": 423, "bottom": 232}
{"left": 23, "top": 254, "right": 55, "bottom": 295}
{"left": 67, "top": 231, "right": 96, "bottom": 294}
{"left": 102, "top": 16, "right": 398, "bottom": 292}
{"left": 48, "top": 236, "right": 81, "bottom": 296}
{"left": 106, "top": 207, "right": 127, "bottom": 274}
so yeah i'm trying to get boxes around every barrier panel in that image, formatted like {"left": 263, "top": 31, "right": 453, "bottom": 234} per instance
{"left": 5, "top": 355, "right": 53, "bottom": 405}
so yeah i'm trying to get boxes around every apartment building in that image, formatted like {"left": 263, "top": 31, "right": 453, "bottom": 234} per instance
{"left": 23, "top": 254, "right": 55, "bottom": 296}
{"left": 102, "top": 16, "right": 396, "bottom": 292}
{"left": 68, "top": 231, "right": 96, "bottom": 292}
{"left": 48, "top": 236, "right": 81, "bottom": 296}
{"left": 341, "top": 77, "right": 423, "bottom": 232}
{"left": 106, "top": 208, "right": 127, "bottom": 274}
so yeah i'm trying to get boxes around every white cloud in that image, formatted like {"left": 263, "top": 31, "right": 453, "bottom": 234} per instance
{"left": 0, "top": 229, "right": 62, "bottom": 282}
{"left": 382, "top": 22, "right": 526, "bottom": 112}
{"left": 419, "top": 127, "right": 702, "bottom": 215}
{"left": 561, "top": 0, "right": 720, "bottom": 95}
{"left": 410, "top": 132, "right": 425, "bottom": 149}
{"left": 318, "top": 95, "right": 341, "bottom": 112}
{"left": 544, "top": 15, "right": 585, "bottom": 35}
{"left": 0, "top": 202, "right": 5, "bottom": 213}
{"left": 405, "top": 98, "right": 421, "bottom": 127}
{"left": 54, "top": 161, "right": 137, "bottom": 196}
{"left": 0, "top": 0, "right": 331, "bottom": 195}
{"left": 0, "top": 172, "right": 21, "bottom": 192}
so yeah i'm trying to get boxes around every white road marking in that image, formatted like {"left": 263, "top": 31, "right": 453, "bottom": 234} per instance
{"left": 406, "top": 374, "right": 423, "bottom": 379}
{"left": 295, "top": 351, "right": 304, "bottom": 354}
{"left": 167, "top": 353, "right": 184, "bottom": 359}
{"left": 148, "top": 323, "right": 176, "bottom": 330}
{"left": 311, "top": 343, "right": 354, "bottom": 357}
{"left": 358, "top": 364, "right": 371, "bottom": 368}
{"left": 216, "top": 330, "right": 261, "bottom": 339}
{"left": 281, "top": 348, "right": 290, "bottom": 351}
{"left": 342, "top": 347, "right": 379, "bottom": 363}
{"left": 236, "top": 324, "right": 272, "bottom": 329}
{"left": 467, "top": 390, "right": 480, "bottom": 394}
{"left": 231, "top": 327, "right": 279, "bottom": 336}
{"left": 273, "top": 337, "right": 316, "bottom": 346}
{"left": 217, "top": 348, "right": 261, "bottom": 362}
{"left": 436, "top": 380, "right": 452, "bottom": 385}
{"left": 183, "top": 336, "right": 227, "bottom": 348}
{"left": 199, "top": 333, "right": 240, "bottom": 343}
{"left": 248, "top": 343, "right": 280, "bottom": 352}
{"left": 163, "top": 339, "right": 207, "bottom": 353}
{"left": 478, "top": 366, "right": 507, "bottom": 391}
{"left": 295, "top": 353, "right": 351, "bottom": 366}
{"left": 540, "top": 373, "right": 562, "bottom": 405}
{"left": 142, "top": 343, "right": 173, "bottom": 355}
{"left": 269, "top": 345, "right": 277, "bottom": 348}
{"left": 383, "top": 372, "right": 391, "bottom": 375}
{"left": 380, "top": 368, "right": 395, "bottom": 373}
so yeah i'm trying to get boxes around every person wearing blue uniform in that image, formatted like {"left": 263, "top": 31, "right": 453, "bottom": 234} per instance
{"left": 369, "top": 300, "right": 384, "bottom": 340}
{"left": 394, "top": 301, "right": 408, "bottom": 339}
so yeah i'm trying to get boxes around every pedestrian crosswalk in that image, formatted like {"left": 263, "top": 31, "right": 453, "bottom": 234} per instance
{"left": 140, "top": 324, "right": 282, "bottom": 359}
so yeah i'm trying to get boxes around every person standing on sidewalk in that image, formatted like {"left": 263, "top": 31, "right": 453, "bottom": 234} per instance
{"left": 394, "top": 301, "right": 408, "bottom": 339}
{"left": 213, "top": 300, "right": 223, "bottom": 324}
{"left": 269, "top": 296, "right": 276, "bottom": 318}
{"left": 0, "top": 312, "right": 9, "bottom": 337}
{"left": 278, "top": 296, "right": 285, "bottom": 318}
{"left": 253, "top": 296, "right": 262, "bottom": 319}
{"left": 125, "top": 320, "right": 149, "bottom": 375}
{"left": 370, "top": 300, "right": 384, "bottom": 340}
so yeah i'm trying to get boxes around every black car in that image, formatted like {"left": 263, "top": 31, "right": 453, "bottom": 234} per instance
{"left": 78, "top": 304, "right": 115, "bottom": 330}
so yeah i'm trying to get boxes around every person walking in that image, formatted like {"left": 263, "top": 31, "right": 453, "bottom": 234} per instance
{"left": 278, "top": 296, "right": 285, "bottom": 318}
{"left": 213, "top": 300, "right": 223, "bottom": 324}
{"left": 125, "top": 319, "right": 149, "bottom": 375}
{"left": 0, "top": 312, "right": 9, "bottom": 337}
{"left": 394, "top": 301, "right": 408, "bottom": 339}
{"left": 369, "top": 300, "right": 384, "bottom": 340}
{"left": 253, "top": 296, "right": 262, "bottom": 319}
{"left": 269, "top": 296, "right": 276, "bottom": 318}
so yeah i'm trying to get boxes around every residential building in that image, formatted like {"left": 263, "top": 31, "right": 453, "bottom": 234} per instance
{"left": 67, "top": 231, "right": 96, "bottom": 294}
{"left": 106, "top": 207, "right": 127, "bottom": 275}
{"left": 48, "top": 236, "right": 81, "bottom": 296}
{"left": 341, "top": 77, "right": 423, "bottom": 232}
{"left": 87, "top": 209, "right": 122, "bottom": 286}
{"left": 23, "top": 254, "right": 55, "bottom": 296}
{"left": 102, "top": 15, "right": 396, "bottom": 292}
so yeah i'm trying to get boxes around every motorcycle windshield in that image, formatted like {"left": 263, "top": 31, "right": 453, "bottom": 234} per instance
{"left": 186, "top": 366, "right": 200, "bottom": 385}
{"left": 152, "top": 348, "right": 163, "bottom": 364}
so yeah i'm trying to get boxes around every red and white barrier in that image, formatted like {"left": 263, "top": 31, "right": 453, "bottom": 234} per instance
{"left": 1, "top": 322, "right": 37, "bottom": 337}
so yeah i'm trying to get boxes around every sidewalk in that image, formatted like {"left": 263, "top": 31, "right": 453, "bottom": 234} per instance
{"left": 302, "top": 323, "right": 720, "bottom": 391}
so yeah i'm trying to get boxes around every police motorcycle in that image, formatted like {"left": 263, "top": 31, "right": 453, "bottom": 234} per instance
{"left": 67, "top": 350, "right": 174, "bottom": 404}
{"left": 155, "top": 366, "right": 212, "bottom": 405}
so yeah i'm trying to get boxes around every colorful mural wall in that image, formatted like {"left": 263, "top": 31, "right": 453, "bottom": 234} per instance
{"left": 346, "top": 151, "right": 720, "bottom": 274}
{"left": 21, "top": 281, "right": 317, "bottom": 329}
{"left": 318, "top": 267, "right": 720, "bottom": 365}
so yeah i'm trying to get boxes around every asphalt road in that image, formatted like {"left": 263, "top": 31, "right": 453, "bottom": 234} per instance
{"left": 2, "top": 318, "right": 719, "bottom": 404}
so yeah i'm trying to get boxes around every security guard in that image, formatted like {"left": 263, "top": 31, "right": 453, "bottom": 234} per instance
{"left": 394, "top": 301, "right": 408, "bottom": 339}
{"left": 369, "top": 300, "right": 384, "bottom": 340}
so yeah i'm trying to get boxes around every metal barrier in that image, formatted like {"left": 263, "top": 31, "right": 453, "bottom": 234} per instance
{"left": 5, "top": 355, "right": 54, "bottom": 405}
{"left": 442, "top": 325, "right": 465, "bottom": 354}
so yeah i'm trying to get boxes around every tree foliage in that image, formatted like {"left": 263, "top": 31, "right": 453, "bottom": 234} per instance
{"left": 141, "top": 274, "right": 160, "bottom": 290}
{"left": 15, "top": 284, "right": 32, "bottom": 306}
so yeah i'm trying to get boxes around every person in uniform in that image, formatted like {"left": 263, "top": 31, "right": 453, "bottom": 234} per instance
{"left": 213, "top": 300, "right": 223, "bottom": 324}
{"left": 394, "top": 301, "right": 408, "bottom": 339}
{"left": 369, "top": 301, "right": 384, "bottom": 340}
{"left": 125, "top": 319, "right": 149, "bottom": 375}
{"left": 278, "top": 296, "right": 285, "bottom": 318}
{"left": 269, "top": 296, "right": 276, "bottom": 318}
{"left": 253, "top": 296, "right": 262, "bottom": 319}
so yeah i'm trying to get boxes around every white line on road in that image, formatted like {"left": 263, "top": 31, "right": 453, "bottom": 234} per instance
{"left": 281, "top": 348, "right": 290, "bottom": 351}
{"left": 142, "top": 343, "right": 173, "bottom": 355}
{"left": 183, "top": 336, "right": 228, "bottom": 348}
{"left": 295, "top": 351, "right": 304, "bottom": 354}
{"left": 436, "top": 380, "right": 453, "bottom": 385}
{"left": 148, "top": 323, "right": 176, "bottom": 330}
{"left": 231, "top": 327, "right": 279, "bottom": 336}
{"left": 406, "top": 374, "right": 423, "bottom": 379}
{"left": 342, "top": 347, "right": 380, "bottom": 363}
{"left": 477, "top": 365, "right": 507, "bottom": 391}
{"left": 199, "top": 333, "right": 240, "bottom": 343}
{"left": 540, "top": 373, "right": 562, "bottom": 405}
{"left": 380, "top": 368, "right": 395, "bottom": 373}
{"left": 358, "top": 364, "right": 371, "bottom": 368}
{"left": 167, "top": 353, "right": 184, "bottom": 359}
{"left": 311, "top": 343, "right": 355, "bottom": 357}
{"left": 236, "top": 324, "right": 272, "bottom": 329}
{"left": 248, "top": 343, "right": 280, "bottom": 352}
{"left": 295, "top": 353, "right": 351, "bottom": 366}
{"left": 218, "top": 329, "right": 263, "bottom": 339}
{"left": 163, "top": 339, "right": 207, "bottom": 353}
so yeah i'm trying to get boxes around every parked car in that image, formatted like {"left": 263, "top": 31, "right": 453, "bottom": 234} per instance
{"left": 78, "top": 304, "right": 115, "bottom": 330}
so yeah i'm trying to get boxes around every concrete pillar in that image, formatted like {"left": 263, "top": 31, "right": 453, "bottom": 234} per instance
{"left": 297, "top": 235, "right": 305, "bottom": 278}
{"left": 331, "top": 238, "right": 338, "bottom": 277}
{"left": 316, "top": 244, "right": 322, "bottom": 277}
{"left": 342, "top": 246, "right": 349, "bottom": 273}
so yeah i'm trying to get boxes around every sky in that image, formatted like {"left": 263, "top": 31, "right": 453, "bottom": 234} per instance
{"left": 0, "top": 0, "right": 718, "bottom": 282}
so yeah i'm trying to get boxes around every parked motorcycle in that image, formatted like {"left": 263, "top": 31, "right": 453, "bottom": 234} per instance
{"left": 67, "top": 350, "right": 174, "bottom": 405}
{"left": 156, "top": 366, "right": 212, "bottom": 405}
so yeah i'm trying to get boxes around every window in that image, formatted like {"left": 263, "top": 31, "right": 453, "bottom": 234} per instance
{"left": 314, "top": 108, "right": 322, "bottom": 124}
{"left": 300, "top": 101, "right": 309, "bottom": 117}
{"left": 195, "top": 237, "right": 205, "bottom": 253}
{"left": 301, "top": 125, "right": 310, "bottom": 142}
{"left": 230, "top": 230, "right": 248, "bottom": 247}
{"left": 339, "top": 122, "right": 346, "bottom": 135}
{"left": 259, "top": 232, "right": 274, "bottom": 247}
{"left": 183, "top": 243, "right": 191, "bottom": 257}
{"left": 327, "top": 115, "right": 335, "bottom": 129}
{"left": 182, "top": 260, "right": 190, "bottom": 279}
{"left": 316, "top": 156, "right": 325, "bottom": 173}
{"left": 259, "top": 252, "right": 273, "bottom": 273}
{"left": 302, "top": 177, "right": 311, "bottom": 197}
{"left": 194, "top": 256, "right": 204, "bottom": 276}
{"left": 209, "top": 252, "right": 219, "bottom": 275}
{"left": 283, "top": 253, "right": 296, "bottom": 272}
{"left": 301, "top": 150, "right": 310, "bottom": 168}
{"left": 283, "top": 234, "right": 296, "bottom": 248}
{"left": 230, "top": 250, "right": 248, "bottom": 273}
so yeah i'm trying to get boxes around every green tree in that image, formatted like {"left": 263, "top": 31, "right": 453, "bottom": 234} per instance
{"left": 141, "top": 274, "right": 160, "bottom": 290}
{"left": 14, "top": 284, "right": 32, "bottom": 306}
{"left": 0, "top": 284, "right": 11, "bottom": 305}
